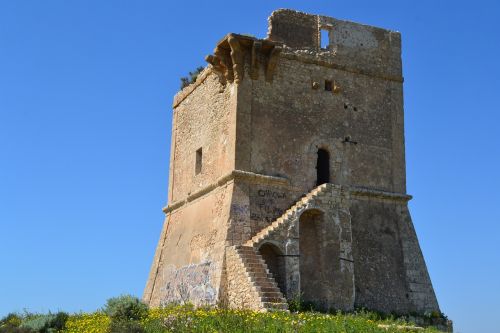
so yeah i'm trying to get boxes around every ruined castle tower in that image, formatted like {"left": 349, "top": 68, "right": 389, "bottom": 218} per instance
{"left": 144, "top": 9, "right": 441, "bottom": 315}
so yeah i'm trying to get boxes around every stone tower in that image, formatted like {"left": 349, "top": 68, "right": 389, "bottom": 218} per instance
{"left": 144, "top": 9, "right": 441, "bottom": 315}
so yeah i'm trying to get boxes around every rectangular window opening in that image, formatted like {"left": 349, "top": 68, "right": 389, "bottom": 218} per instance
{"left": 325, "top": 80, "right": 332, "bottom": 92}
{"left": 320, "top": 29, "right": 330, "bottom": 49}
{"left": 195, "top": 148, "right": 202, "bottom": 175}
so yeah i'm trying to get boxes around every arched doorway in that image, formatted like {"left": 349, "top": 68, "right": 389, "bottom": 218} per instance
{"left": 299, "top": 209, "right": 324, "bottom": 306}
{"left": 316, "top": 148, "right": 330, "bottom": 185}
{"left": 258, "top": 243, "right": 286, "bottom": 295}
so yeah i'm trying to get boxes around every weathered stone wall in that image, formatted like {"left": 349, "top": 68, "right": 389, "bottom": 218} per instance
{"left": 398, "top": 205, "right": 440, "bottom": 313}
{"left": 243, "top": 53, "right": 404, "bottom": 194}
{"left": 169, "top": 71, "right": 236, "bottom": 202}
{"left": 350, "top": 196, "right": 412, "bottom": 313}
{"left": 267, "top": 9, "right": 318, "bottom": 49}
{"left": 228, "top": 180, "right": 297, "bottom": 246}
{"left": 235, "top": 9, "right": 406, "bottom": 196}
{"left": 144, "top": 182, "right": 234, "bottom": 307}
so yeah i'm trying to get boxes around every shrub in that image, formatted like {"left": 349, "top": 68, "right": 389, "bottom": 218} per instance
{"left": 287, "top": 295, "right": 302, "bottom": 312}
{"left": 180, "top": 66, "right": 204, "bottom": 89}
{"left": 19, "top": 312, "right": 68, "bottom": 333}
{"left": 103, "top": 295, "right": 148, "bottom": 322}
{"left": 53, "top": 312, "right": 69, "bottom": 330}
{"left": 286, "top": 294, "right": 318, "bottom": 313}
{"left": 20, "top": 315, "right": 52, "bottom": 332}
{"left": 0, "top": 327, "right": 33, "bottom": 333}
{"left": 109, "top": 320, "right": 144, "bottom": 333}
{"left": 1, "top": 313, "right": 23, "bottom": 327}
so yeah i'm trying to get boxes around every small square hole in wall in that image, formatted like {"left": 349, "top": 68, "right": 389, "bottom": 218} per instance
{"left": 195, "top": 148, "right": 202, "bottom": 175}
{"left": 325, "top": 80, "right": 333, "bottom": 91}
{"left": 320, "top": 29, "right": 330, "bottom": 49}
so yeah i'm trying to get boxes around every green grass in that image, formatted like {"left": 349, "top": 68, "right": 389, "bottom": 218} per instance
{"left": 3, "top": 305, "right": 442, "bottom": 333}
{"left": 140, "top": 305, "right": 440, "bottom": 333}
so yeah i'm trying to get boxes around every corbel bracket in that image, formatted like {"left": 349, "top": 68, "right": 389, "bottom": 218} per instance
{"left": 205, "top": 34, "right": 282, "bottom": 84}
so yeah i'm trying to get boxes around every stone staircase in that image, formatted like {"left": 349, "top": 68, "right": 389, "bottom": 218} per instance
{"left": 245, "top": 183, "right": 329, "bottom": 248}
{"left": 226, "top": 184, "right": 331, "bottom": 312}
{"left": 234, "top": 246, "right": 288, "bottom": 310}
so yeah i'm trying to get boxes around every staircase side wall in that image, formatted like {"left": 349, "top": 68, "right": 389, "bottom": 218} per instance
{"left": 221, "top": 246, "right": 263, "bottom": 310}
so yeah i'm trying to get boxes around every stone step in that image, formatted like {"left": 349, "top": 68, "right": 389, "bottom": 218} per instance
{"left": 244, "top": 260, "right": 268, "bottom": 267}
{"left": 237, "top": 247, "right": 256, "bottom": 252}
{"left": 252, "top": 272, "right": 274, "bottom": 281}
{"left": 238, "top": 251, "right": 263, "bottom": 257}
{"left": 254, "top": 286, "right": 281, "bottom": 295}
{"left": 246, "top": 265, "right": 267, "bottom": 271}
{"left": 237, "top": 251, "right": 258, "bottom": 256}
{"left": 246, "top": 266, "right": 271, "bottom": 274}
{"left": 238, "top": 254, "right": 262, "bottom": 259}
{"left": 244, "top": 262, "right": 266, "bottom": 269}
{"left": 239, "top": 255, "right": 263, "bottom": 260}
{"left": 241, "top": 265, "right": 266, "bottom": 273}
{"left": 261, "top": 291, "right": 284, "bottom": 298}
{"left": 237, "top": 246, "right": 257, "bottom": 251}
{"left": 246, "top": 268, "right": 270, "bottom": 276}
{"left": 253, "top": 281, "right": 278, "bottom": 289}
{"left": 251, "top": 275, "right": 276, "bottom": 282}
{"left": 251, "top": 279, "right": 278, "bottom": 288}
{"left": 262, "top": 302, "right": 288, "bottom": 310}
{"left": 237, "top": 249, "right": 260, "bottom": 254}
{"left": 259, "top": 286, "right": 281, "bottom": 293}
{"left": 238, "top": 249, "right": 259, "bottom": 253}
{"left": 238, "top": 250, "right": 261, "bottom": 255}
{"left": 247, "top": 271, "right": 274, "bottom": 279}
{"left": 242, "top": 260, "right": 266, "bottom": 266}
{"left": 261, "top": 296, "right": 287, "bottom": 303}
{"left": 241, "top": 259, "right": 265, "bottom": 265}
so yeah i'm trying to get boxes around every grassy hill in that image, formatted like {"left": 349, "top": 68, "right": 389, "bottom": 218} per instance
{"left": 1, "top": 296, "right": 447, "bottom": 333}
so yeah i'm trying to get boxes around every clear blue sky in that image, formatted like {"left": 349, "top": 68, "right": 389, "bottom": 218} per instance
{"left": 0, "top": 1, "right": 498, "bottom": 332}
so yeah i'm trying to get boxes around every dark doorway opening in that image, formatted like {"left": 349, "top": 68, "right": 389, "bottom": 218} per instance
{"left": 316, "top": 149, "right": 330, "bottom": 185}
{"left": 259, "top": 243, "right": 286, "bottom": 296}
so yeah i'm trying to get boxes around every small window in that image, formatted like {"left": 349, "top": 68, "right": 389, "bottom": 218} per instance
{"left": 320, "top": 29, "right": 330, "bottom": 49}
{"left": 195, "top": 148, "right": 202, "bottom": 175}
{"left": 325, "top": 80, "right": 332, "bottom": 91}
